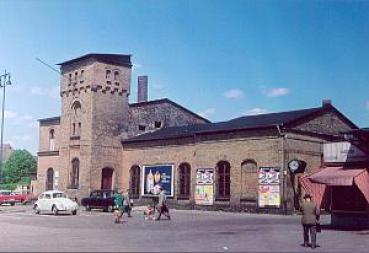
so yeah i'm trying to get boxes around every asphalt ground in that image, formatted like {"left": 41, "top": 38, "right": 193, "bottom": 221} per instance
{"left": 0, "top": 204, "right": 368, "bottom": 252}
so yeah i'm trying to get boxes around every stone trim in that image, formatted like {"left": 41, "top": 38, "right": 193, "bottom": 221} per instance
{"left": 37, "top": 151, "right": 59, "bottom": 156}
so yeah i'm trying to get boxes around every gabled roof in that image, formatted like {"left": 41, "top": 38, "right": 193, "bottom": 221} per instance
{"left": 129, "top": 98, "right": 211, "bottom": 123}
{"left": 122, "top": 104, "right": 357, "bottom": 144}
{"left": 57, "top": 53, "right": 132, "bottom": 67}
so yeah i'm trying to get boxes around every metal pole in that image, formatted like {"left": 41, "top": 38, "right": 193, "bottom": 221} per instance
{"left": 0, "top": 70, "right": 6, "bottom": 179}
{"left": 0, "top": 70, "right": 11, "bottom": 181}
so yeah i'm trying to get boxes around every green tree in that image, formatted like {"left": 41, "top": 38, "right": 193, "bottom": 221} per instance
{"left": 3, "top": 149, "right": 36, "bottom": 183}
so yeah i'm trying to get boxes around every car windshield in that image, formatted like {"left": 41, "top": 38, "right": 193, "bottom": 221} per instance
{"left": 0, "top": 191, "right": 11, "bottom": 195}
{"left": 53, "top": 193, "right": 66, "bottom": 198}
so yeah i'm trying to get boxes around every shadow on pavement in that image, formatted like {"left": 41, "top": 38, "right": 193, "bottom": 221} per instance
{"left": 321, "top": 224, "right": 369, "bottom": 231}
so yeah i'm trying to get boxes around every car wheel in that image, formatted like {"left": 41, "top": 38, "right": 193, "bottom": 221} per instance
{"left": 107, "top": 205, "right": 113, "bottom": 212}
{"left": 52, "top": 205, "right": 58, "bottom": 216}
{"left": 85, "top": 205, "right": 91, "bottom": 211}
{"left": 33, "top": 205, "right": 40, "bottom": 215}
{"left": 72, "top": 210, "right": 77, "bottom": 215}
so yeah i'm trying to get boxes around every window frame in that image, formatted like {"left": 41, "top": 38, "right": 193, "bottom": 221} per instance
{"left": 216, "top": 161, "right": 231, "bottom": 200}
{"left": 177, "top": 163, "right": 191, "bottom": 200}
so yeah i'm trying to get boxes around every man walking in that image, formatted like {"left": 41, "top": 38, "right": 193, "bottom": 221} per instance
{"left": 156, "top": 187, "right": 171, "bottom": 221}
{"left": 122, "top": 189, "right": 132, "bottom": 217}
{"left": 300, "top": 194, "right": 320, "bottom": 249}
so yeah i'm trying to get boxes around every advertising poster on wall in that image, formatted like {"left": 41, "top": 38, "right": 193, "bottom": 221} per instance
{"left": 195, "top": 185, "right": 214, "bottom": 205}
{"left": 195, "top": 168, "right": 214, "bottom": 205}
{"left": 258, "top": 185, "right": 280, "bottom": 207}
{"left": 196, "top": 168, "right": 214, "bottom": 184}
{"left": 142, "top": 164, "right": 174, "bottom": 197}
{"left": 258, "top": 167, "right": 281, "bottom": 207}
{"left": 258, "top": 167, "right": 280, "bottom": 185}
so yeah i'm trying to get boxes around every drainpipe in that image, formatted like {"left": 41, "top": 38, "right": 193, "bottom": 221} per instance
{"left": 276, "top": 125, "right": 288, "bottom": 215}
{"left": 191, "top": 133, "right": 198, "bottom": 210}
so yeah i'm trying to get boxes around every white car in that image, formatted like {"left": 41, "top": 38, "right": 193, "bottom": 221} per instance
{"left": 33, "top": 190, "right": 79, "bottom": 215}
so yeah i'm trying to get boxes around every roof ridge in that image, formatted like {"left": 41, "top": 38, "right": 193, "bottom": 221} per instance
{"left": 230, "top": 106, "right": 322, "bottom": 121}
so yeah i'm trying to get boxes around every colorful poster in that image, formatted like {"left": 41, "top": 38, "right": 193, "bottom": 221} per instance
{"left": 258, "top": 167, "right": 280, "bottom": 185}
{"left": 196, "top": 168, "right": 214, "bottom": 185}
{"left": 195, "top": 168, "right": 214, "bottom": 205}
{"left": 195, "top": 185, "right": 214, "bottom": 205}
{"left": 258, "top": 185, "right": 280, "bottom": 207}
{"left": 142, "top": 164, "right": 174, "bottom": 197}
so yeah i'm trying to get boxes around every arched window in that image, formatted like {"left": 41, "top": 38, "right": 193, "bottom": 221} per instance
{"left": 72, "top": 101, "right": 81, "bottom": 114}
{"left": 106, "top": 69, "right": 111, "bottom": 79}
{"left": 70, "top": 158, "right": 79, "bottom": 189}
{"left": 114, "top": 70, "right": 119, "bottom": 80}
{"left": 130, "top": 166, "right": 140, "bottom": 198}
{"left": 46, "top": 168, "right": 54, "bottom": 191}
{"left": 178, "top": 163, "right": 191, "bottom": 199}
{"left": 71, "top": 101, "right": 82, "bottom": 137}
{"left": 49, "top": 129, "right": 55, "bottom": 151}
{"left": 241, "top": 159, "right": 258, "bottom": 200}
{"left": 216, "top": 161, "right": 230, "bottom": 199}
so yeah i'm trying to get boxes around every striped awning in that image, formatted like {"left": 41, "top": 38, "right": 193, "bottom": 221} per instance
{"left": 300, "top": 167, "right": 369, "bottom": 209}
{"left": 308, "top": 167, "right": 365, "bottom": 186}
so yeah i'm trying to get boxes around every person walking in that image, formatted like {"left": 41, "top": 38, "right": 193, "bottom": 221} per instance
{"left": 113, "top": 190, "right": 124, "bottom": 224}
{"left": 122, "top": 189, "right": 132, "bottom": 217}
{"left": 156, "top": 187, "right": 171, "bottom": 221}
{"left": 300, "top": 194, "right": 320, "bottom": 249}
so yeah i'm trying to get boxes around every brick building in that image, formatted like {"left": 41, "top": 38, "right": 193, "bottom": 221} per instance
{"left": 36, "top": 54, "right": 208, "bottom": 199}
{"left": 36, "top": 53, "right": 358, "bottom": 213}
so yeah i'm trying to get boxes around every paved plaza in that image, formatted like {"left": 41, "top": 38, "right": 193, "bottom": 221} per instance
{"left": 0, "top": 205, "right": 368, "bottom": 252}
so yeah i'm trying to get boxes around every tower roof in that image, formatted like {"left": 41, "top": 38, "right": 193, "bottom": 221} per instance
{"left": 57, "top": 53, "right": 132, "bottom": 67}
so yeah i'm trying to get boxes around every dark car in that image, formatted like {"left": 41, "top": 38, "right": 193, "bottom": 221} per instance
{"left": 81, "top": 190, "right": 116, "bottom": 212}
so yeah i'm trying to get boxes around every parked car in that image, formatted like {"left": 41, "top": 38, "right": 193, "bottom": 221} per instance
{"left": 0, "top": 190, "right": 27, "bottom": 205}
{"left": 33, "top": 190, "right": 79, "bottom": 215}
{"left": 81, "top": 190, "right": 116, "bottom": 212}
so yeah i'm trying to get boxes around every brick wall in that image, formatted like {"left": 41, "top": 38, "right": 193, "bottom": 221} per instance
{"left": 128, "top": 100, "right": 208, "bottom": 138}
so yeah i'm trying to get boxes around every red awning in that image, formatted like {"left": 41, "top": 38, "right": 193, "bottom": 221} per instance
{"left": 300, "top": 167, "right": 369, "bottom": 209}
{"left": 308, "top": 166, "right": 366, "bottom": 186}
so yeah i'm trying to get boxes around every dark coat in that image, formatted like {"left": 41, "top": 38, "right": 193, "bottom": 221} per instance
{"left": 301, "top": 201, "right": 320, "bottom": 225}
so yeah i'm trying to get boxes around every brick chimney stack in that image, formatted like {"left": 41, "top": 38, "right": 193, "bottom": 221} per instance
{"left": 138, "top": 76, "right": 148, "bottom": 103}
{"left": 322, "top": 99, "right": 332, "bottom": 108}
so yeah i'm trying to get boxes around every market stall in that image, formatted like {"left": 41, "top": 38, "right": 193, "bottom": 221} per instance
{"left": 300, "top": 166, "right": 369, "bottom": 228}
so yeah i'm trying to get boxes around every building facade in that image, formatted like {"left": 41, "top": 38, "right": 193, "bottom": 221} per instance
{"left": 36, "top": 53, "right": 358, "bottom": 213}
{"left": 36, "top": 54, "right": 208, "bottom": 198}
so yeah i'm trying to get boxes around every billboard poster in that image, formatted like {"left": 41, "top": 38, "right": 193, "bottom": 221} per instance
{"left": 195, "top": 168, "right": 214, "bottom": 205}
{"left": 142, "top": 164, "right": 174, "bottom": 197}
{"left": 258, "top": 167, "right": 280, "bottom": 185}
{"left": 196, "top": 168, "right": 214, "bottom": 185}
{"left": 195, "top": 185, "right": 214, "bottom": 205}
{"left": 258, "top": 185, "right": 280, "bottom": 207}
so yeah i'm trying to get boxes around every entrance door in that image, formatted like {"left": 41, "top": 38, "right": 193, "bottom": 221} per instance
{"left": 101, "top": 168, "right": 114, "bottom": 190}
{"left": 46, "top": 168, "right": 54, "bottom": 190}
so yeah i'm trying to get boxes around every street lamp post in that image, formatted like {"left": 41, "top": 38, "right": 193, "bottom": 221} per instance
{"left": 0, "top": 70, "right": 11, "bottom": 181}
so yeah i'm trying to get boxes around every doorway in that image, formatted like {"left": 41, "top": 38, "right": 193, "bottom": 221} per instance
{"left": 101, "top": 168, "right": 114, "bottom": 190}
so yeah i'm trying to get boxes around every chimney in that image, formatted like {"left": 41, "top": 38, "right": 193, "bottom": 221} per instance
{"left": 322, "top": 99, "right": 332, "bottom": 108}
{"left": 137, "top": 76, "right": 148, "bottom": 103}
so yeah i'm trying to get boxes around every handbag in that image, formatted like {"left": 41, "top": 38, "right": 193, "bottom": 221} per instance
{"left": 316, "top": 222, "right": 321, "bottom": 233}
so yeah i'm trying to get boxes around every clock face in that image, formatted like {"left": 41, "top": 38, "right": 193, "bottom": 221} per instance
{"left": 288, "top": 160, "right": 300, "bottom": 172}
